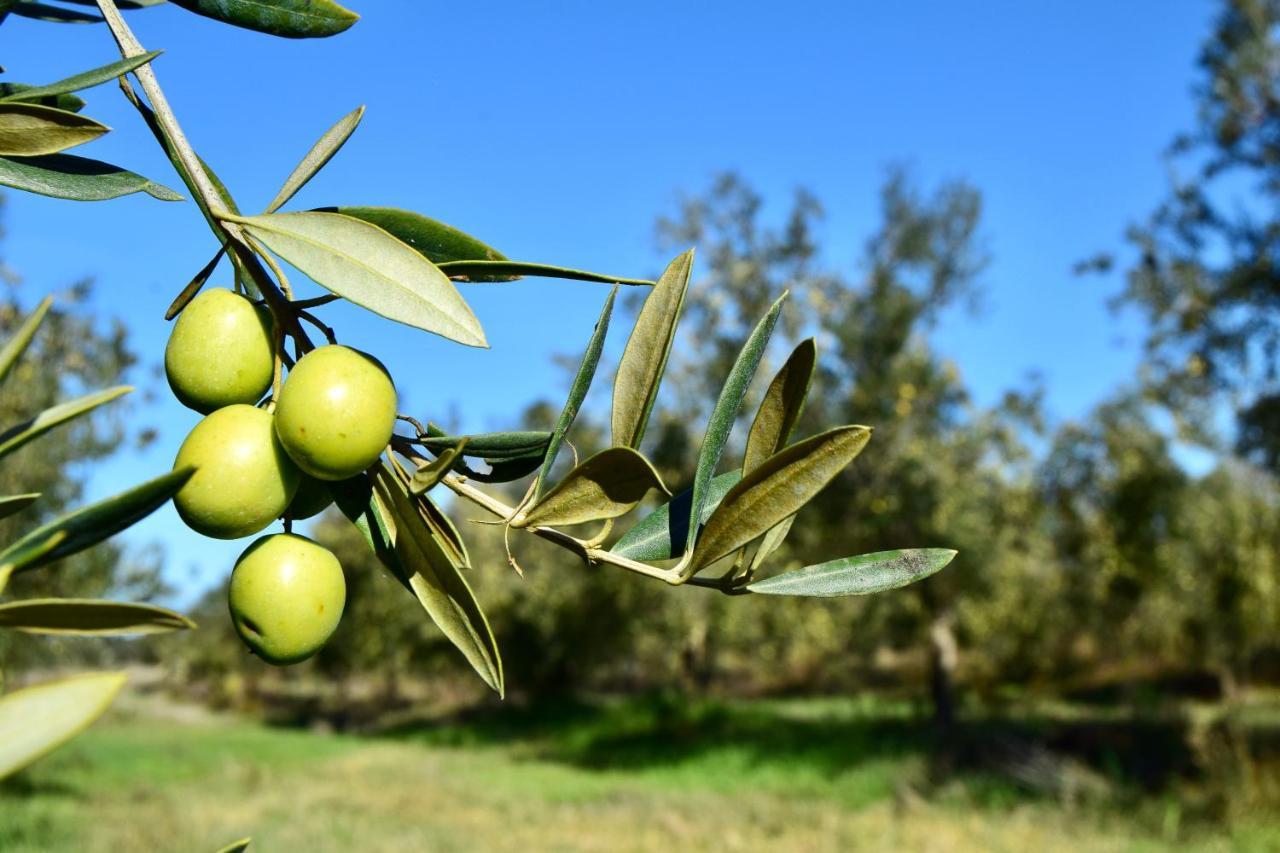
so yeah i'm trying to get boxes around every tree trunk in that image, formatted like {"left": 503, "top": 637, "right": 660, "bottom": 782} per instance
{"left": 928, "top": 611, "right": 958, "bottom": 730}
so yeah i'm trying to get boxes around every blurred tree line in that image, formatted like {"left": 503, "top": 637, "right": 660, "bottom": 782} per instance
{"left": 16, "top": 0, "right": 1280, "bottom": 734}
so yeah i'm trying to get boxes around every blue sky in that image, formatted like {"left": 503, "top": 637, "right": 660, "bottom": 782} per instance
{"left": 0, "top": 1, "right": 1214, "bottom": 600}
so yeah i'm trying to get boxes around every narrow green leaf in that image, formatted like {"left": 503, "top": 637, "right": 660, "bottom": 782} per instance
{"left": 0, "top": 672, "right": 126, "bottom": 780}
{"left": 167, "top": 0, "right": 357, "bottom": 38}
{"left": 0, "top": 493, "right": 39, "bottom": 520}
{"left": 214, "top": 839, "right": 253, "bottom": 853}
{"left": 12, "top": 1, "right": 101, "bottom": 22}
{"left": 690, "top": 425, "right": 872, "bottom": 572}
{"left": 320, "top": 206, "right": 515, "bottom": 281}
{"left": 0, "top": 153, "right": 182, "bottom": 201}
{"left": 0, "top": 295, "right": 51, "bottom": 387}
{"left": 371, "top": 466, "right": 502, "bottom": 696}
{"left": 746, "top": 515, "right": 796, "bottom": 574}
{"left": 612, "top": 249, "right": 694, "bottom": 449}
{"left": 0, "top": 51, "right": 162, "bottom": 102}
{"left": 452, "top": 454, "right": 545, "bottom": 484}
{"left": 534, "top": 286, "right": 617, "bottom": 499}
{"left": 0, "top": 467, "right": 194, "bottom": 587}
{"left": 58, "top": 0, "right": 165, "bottom": 8}
{"left": 685, "top": 292, "right": 787, "bottom": 554}
{"left": 747, "top": 549, "right": 957, "bottom": 597}
{"left": 419, "top": 430, "right": 551, "bottom": 461}
{"left": 0, "top": 84, "right": 85, "bottom": 113}
{"left": 0, "top": 386, "right": 130, "bottom": 460}
{"left": 0, "top": 103, "right": 108, "bottom": 156}
{"left": 265, "top": 106, "right": 363, "bottom": 213}
{"left": 437, "top": 260, "right": 654, "bottom": 288}
{"left": 743, "top": 337, "right": 816, "bottom": 475}
{"left": 165, "top": 246, "right": 225, "bottom": 320}
{"left": 513, "top": 447, "right": 669, "bottom": 530}
{"left": 610, "top": 470, "right": 741, "bottom": 562}
{"left": 0, "top": 598, "right": 195, "bottom": 635}
{"left": 228, "top": 211, "right": 486, "bottom": 346}
{"left": 410, "top": 439, "right": 467, "bottom": 496}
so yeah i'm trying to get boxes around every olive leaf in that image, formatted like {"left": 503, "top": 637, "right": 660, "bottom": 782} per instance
{"left": 11, "top": 1, "right": 102, "bottom": 22}
{"left": 167, "top": 0, "right": 357, "bottom": 38}
{"left": 436, "top": 260, "right": 654, "bottom": 287}
{"left": 745, "top": 514, "right": 796, "bottom": 574}
{"left": 0, "top": 152, "right": 182, "bottom": 201}
{"left": 214, "top": 840, "right": 253, "bottom": 853}
{"left": 370, "top": 467, "right": 502, "bottom": 696}
{"left": 513, "top": 447, "right": 669, "bottom": 530}
{"left": 58, "top": 0, "right": 165, "bottom": 8}
{"left": 684, "top": 292, "right": 786, "bottom": 555}
{"left": 0, "top": 598, "right": 195, "bottom": 635}
{"left": 452, "top": 454, "right": 545, "bottom": 484}
{"left": 0, "top": 51, "right": 162, "bottom": 102}
{"left": 0, "top": 294, "right": 51, "bottom": 387}
{"left": 742, "top": 337, "right": 816, "bottom": 475}
{"left": 612, "top": 249, "right": 694, "bottom": 449}
{"left": 419, "top": 427, "right": 551, "bottom": 462}
{"left": 0, "top": 84, "right": 86, "bottom": 113}
{"left": 689, "top": 425, "right": 872, "bottom": 572}
{"left": 534, "top": 286, "right": 617, "bottom": 500}
{"left": 0, "top": 493, "right": 39, "bottom": 520}
{"left": 227, "top": 211, "right": 487, "bottom": 347}
{"left": 0, "top": 104, "right": 108, "bottom": 156}
{"left": 0, "top": 467, "right": 195, "bottom": 589}
{"left": 610, "top": 470, "right": 741, "bottom": 562}
{"left": 410, "top": 438, "right": 468, "bottom": 496}
{"left": 265, "top": 106, "right": 364, "bottom": 214}
{"left": 0, "top": 672, "right": 126, "bottom": 781}
{"left": 387, "top": 460, "right": 468, "bottom": 569}
{"left": 747, "top": 548, "right": 957, "bottom": 597}
{"left": 325, "top": 207, "right": 513, "bottom": 281}
{"left": 0, "top": 386, "right": 131, "bottom": 460}
{"left": 164, "top": 246, "right": 225, "bottom": 320}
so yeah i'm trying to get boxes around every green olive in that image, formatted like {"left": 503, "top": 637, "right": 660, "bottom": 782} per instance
{"left": 173, "top": 404, "right": 300, "bottom": 539}
{"left": 284, "top": 475, "right": 333, "bottom": 521}
{"left": 165, "top": 288, "right": 275, "bottom": 414}
{"left": 228, "top": 533, "right": 346, "bottom": 665}
{"left": 274, "top": 344, "right": 397, "bottom": 481}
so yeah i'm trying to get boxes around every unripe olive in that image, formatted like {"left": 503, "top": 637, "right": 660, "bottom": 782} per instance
{"left": 165, "top": 288, "right": 274, "bottom": 414}
{"left": 173, "top": 404, "right": 300, "bottom": 539}
{"left": 274, "top": 344, "right": 397, "bottom": 481}
{"left": 228, "top": 533, "right": 346, "bottom": 665}
{"left": 285, "top": 475, "right": 332, "bottom": 521}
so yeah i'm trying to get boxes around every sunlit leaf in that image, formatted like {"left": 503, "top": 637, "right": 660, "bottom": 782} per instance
{"left": 534, "top": 286, "right": 616, "bottom": 499}
{"left": 612, "top": 249, "right": 693, "bottom": 448}
{"left": 214, "top": 839, "right": 253, "bottom": 853}
{"left": 409, "top": 439, "right": 467, "bottom": 496}
{"left": 369, "top": 467, "right": 502, "bottom": 695}
{"left": 0, "top": 386, "right": 130, "bottom": 460}
{"left": 690, "top": 425, "right": 872, "bottom": 572}
{"left": 0, "top": 672, "right": 126, "bottom": 781}
{"left": 745, "top": 514, "right": 796, "bottom": 574}
{"left": 419, "top": 430, "right": 551, "bottom": 461}
{"left": 326, "top": 207, "right": 513, "bottom": 281}
{"left": 436, "top": 259, "right": 654, "bottom": 287}
{"left": 167, "top": 0, "right": 357, "bottom": 38}
{"left": 0, "top": 467, "right": 194, "bottom": 589}
{"left": 0, "top": 598, "right": 195, "bottom": 635}
{"left": 0, "top": 152, "right": 182, "bottom": 201}
{"left": 0, "top": 84, "right": 86, "bottom": 113}
{"left": 0, "top": 51, "right": 162, "bottom": 102}
{"left": 0, "top": 493, "right": 39, "bottom": 520}
{"left": 513, "top": 447, "right": 669, "bottom": 529}
{"left": 747, "top": 548, "right": 957, "bottom": 597}
{"left": 0, "top": 103, "right": 107, "bottom": 156}
{"left": 0, "top": 294, "right": 51, "bottom": 387}
{"left": 610, "top": 471, "right": 741, "bottom": 562}
{"left": 684, "top": 292, "right": 786, "bottom": 554}
{"left": 266, "top": 106, "right": 364, "bottom": 213}
{"left": 228, "top": 211, "right": 486, "bottom": 346}
{"left": 742, "top": 337, "right": 816, "bottom": 475}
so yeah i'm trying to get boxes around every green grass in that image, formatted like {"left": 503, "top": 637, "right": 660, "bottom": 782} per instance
{"left": 1, "top": 691, "right": 1278, "bottom": 852}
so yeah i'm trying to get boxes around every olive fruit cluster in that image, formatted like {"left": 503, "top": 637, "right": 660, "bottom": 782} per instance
{"left": 165, "top": 288, "right": 398, "bottom": 664}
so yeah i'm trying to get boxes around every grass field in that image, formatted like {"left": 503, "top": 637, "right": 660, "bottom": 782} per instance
{"left": 2, "top": 689, "right": 1279, "bottom": 852}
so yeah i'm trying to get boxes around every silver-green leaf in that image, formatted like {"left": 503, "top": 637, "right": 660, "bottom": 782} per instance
{"left": 0, "top": 153, "right": 182, "bottom": 201}
{"left": 0, "top": 51, "right": 162, "bottom": 102}
{"left": 0, "top": 103, "right": 108, "bottom": 157}
{"left": 742, "top": 337, "right": 816, "bottom": 475}
{"left": 167, "top": 0, "right": 357, "bottom": 39}
{"left": 0, "top": 295, "right": 51, "bottom": 387}
{"left": 0, "top": 672, "right": 126, "bottom": 781}
{"left": 265, "top": 105, "right": 364, "bottom": 213}
{"left": 228, "top": 211, "right": 487, "bottom": 346}
{"left": 747, "top": 548, "right": 957, "bottom": 597}
{"left": 0, "top": 598, "right": 196, "bottom": 635}
{"left": 0, "top": 386, "right": 130, "bottom": 460}
{"left": 513, "top": 447, "right": 669, "bottom": 530}
{"left": 610, "top": 471, "right": 741, "bottom": 562}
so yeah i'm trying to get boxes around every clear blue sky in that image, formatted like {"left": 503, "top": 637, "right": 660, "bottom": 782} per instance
{"left": 0, "top": 1, "right": 1214, "bottom": 600}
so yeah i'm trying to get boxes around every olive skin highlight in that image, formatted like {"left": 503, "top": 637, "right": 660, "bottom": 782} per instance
{"left": 172, "top": 404, "right": 300, "bottom": 539}
{"left": 274, "top": 344, "right": 397, "bottom": 481}
{"left": 228, "top": 533, "right": 346, "bottom": 665}
{"left": 165, "top": 288, "right": 275, "bottom": 414}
